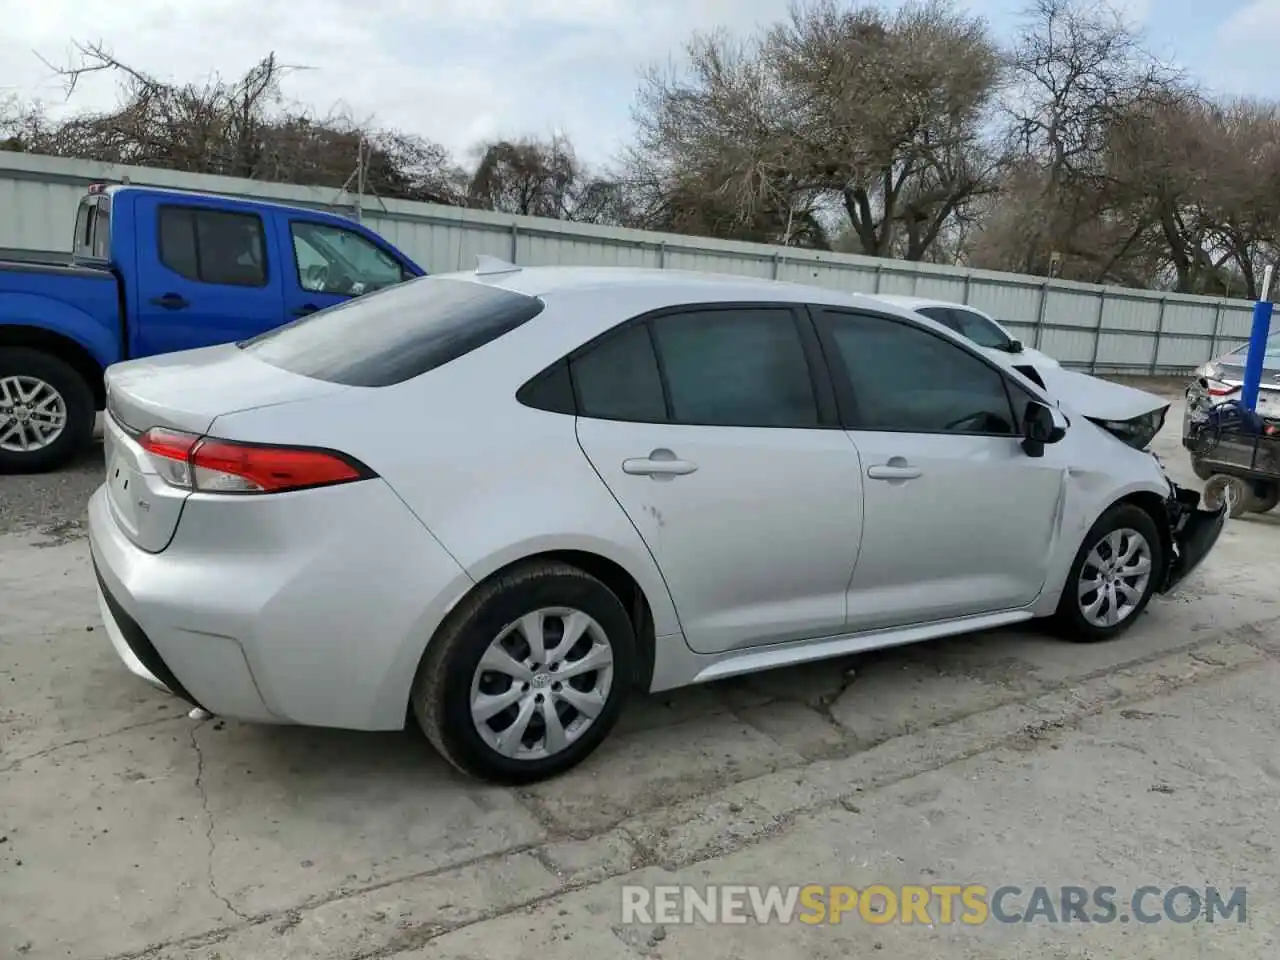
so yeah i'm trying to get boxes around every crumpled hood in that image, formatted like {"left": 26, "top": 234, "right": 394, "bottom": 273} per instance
{"left": 993, "top": 355, "right": 1168, "bottom": 421}
{"left": 1030, "top": 365, "right": 1169, "bottom": 421}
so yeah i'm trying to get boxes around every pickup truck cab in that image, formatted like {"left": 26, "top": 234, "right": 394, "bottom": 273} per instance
{"left": 0, "top": 183, "right": 424, "bottom": 472}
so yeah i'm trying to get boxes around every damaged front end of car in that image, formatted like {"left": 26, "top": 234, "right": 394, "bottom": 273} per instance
{"left": 1158, "top": 479, "right": 1227, "bottom": 594}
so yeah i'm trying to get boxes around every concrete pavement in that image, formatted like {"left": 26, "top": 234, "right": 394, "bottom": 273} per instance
{"left": 2, "top": 389, "right": 1279, "bottom": 959}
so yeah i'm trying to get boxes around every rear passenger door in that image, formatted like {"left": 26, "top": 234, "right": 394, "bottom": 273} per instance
{"left": 133, "top": 195, "right": 287, "bottom": 357}
{"left": 572, "top": 305, "right": 865, "bottom": 656}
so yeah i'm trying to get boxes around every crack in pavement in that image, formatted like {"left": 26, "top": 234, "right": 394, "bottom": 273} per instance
{"left": 0, "top": 713, "right": 187, "bottom": 775}
{"left": 189, "top": 722, "right": 252, "bottom": 923}
{"left": 97, "top": 617, "right": 1279, "bottom": 960}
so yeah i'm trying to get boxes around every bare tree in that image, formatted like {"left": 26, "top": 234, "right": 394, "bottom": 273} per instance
{"left": 996, "top": 0, "right": 1188, "bottom": 278}
{"left": 628, "top": 0, "right": 1001, "bottom": 258}
{"left": 4, "top": 41, "right": 470, "bottom": 205}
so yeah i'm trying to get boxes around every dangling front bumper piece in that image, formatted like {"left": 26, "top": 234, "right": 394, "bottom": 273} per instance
{"left": 1158, "top": 481, "right": 1227, "bottom": 594}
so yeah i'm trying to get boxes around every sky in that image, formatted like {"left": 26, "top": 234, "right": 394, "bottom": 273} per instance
{"left": 1, "top": 0, "right": 1278, "bottom": 169}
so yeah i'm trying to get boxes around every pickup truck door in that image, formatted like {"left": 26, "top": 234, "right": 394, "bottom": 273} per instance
{"left": 274, "top": 217, "right": 417, "bottom": 319}
{"left": 131, "top": 194, "right": 288, "bottom": 356}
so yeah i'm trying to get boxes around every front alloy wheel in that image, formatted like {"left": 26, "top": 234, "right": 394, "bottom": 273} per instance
{"left": 1056, "top": 503, "right": 1163, "bottom": 642}
{"left": 1076, "top": 528, "right": 1152, "bottom": 629}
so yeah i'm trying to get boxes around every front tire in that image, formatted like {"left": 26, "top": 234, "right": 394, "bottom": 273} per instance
{"left": 412, "top": 560, "right": 636, "bottom": 784}
{"left": 0, "top": 348, "right": 96, "bottom": 474}
{"left": 1055, "top": 503, "right": 1163, "bottom": 642}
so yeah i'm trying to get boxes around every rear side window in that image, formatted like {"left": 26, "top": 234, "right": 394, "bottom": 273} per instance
{"left": 92, "top": 198, "right": 112, "bottom": 259}
{"left": 650, "top": 308, "right": 819, "bottom": 428}
{"left": 73, "top": 198, "right": 96, "bottom": 258}
{"left": 158, "top": 206, "right": 268, "bottom": 287}
{"left": 240, "top": 277, "right": 545, "bottom": 387}
{"left": 570, "top": 324, "right": 667, "bottom": 422}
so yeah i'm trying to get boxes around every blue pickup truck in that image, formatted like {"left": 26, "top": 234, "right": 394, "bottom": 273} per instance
{"left": 0, "top": 183, "right": 425, "bottom": 472}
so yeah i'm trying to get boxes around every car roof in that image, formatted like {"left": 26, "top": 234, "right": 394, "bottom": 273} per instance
{"left": 870, "top": 294, "right": 969, "bottom": 311}
{"left": 435, "top": 264, "right": 923, "bottom": 315}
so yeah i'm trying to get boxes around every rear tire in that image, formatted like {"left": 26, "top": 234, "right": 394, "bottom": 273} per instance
{"left": 1055, "top": 503, "right": 1163, "bottom": 643}
{"left": 0, "top": 348, "right": 96, "bottom": 474}
{"left": 412, "top": 560, "right": 635, "bottom": 784}
{"left": 1250, "top": 481, "right": 1280, "bottom": 513}
{"left": 1202, "top": 473, "right": 1256, "bottom": 519}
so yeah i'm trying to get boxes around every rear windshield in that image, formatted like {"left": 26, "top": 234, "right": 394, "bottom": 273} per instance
{"left": 239, "top": 277, "right": 545, "bottom": 386}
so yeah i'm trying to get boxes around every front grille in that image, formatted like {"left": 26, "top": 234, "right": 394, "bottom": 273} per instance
{"left": 92, "top": 559, "right": 204, "bottom": 709}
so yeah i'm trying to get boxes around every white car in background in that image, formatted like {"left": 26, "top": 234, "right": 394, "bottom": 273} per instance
{"left": 871, "top": 295, "right": 1059, "bottom": 370}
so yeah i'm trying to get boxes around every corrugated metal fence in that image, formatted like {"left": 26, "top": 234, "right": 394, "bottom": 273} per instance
{"left": 0, "top": 149, "right": 1258, "bottom": 375}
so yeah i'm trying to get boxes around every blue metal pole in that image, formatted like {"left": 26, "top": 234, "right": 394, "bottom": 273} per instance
{"left": 1240, "top": 265, "right": 1275, "bottom": 412}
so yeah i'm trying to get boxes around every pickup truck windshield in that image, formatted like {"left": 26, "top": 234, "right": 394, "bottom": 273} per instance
{"left": 239, "top": 277, "right": 544, "bottom": 387}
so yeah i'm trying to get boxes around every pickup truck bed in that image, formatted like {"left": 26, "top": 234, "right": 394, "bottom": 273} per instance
{"left": 0, "top": 182, "right": 423, "bottom": 473}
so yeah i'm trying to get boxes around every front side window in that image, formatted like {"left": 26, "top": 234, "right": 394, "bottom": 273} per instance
{"left": 290, "top": 221, "right": 407, "bottom": 296}
{"left": 158, "top": 206, "right": 267, "bottom": 287}
{"left": 820, "top": 310, "right": 1017, "bottom": 435}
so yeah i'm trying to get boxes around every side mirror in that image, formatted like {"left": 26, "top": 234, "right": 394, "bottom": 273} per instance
{"left": 1022, "top": 400, "right": 1067, "bottom": 457}
{"left": 1008, "top": 338, "right": 1024, "bottom": 353}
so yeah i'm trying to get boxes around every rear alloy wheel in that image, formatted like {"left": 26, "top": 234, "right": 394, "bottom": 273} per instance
{"left": 1056, "top": 503, "right": 1163, "bottom": 642}
{"left": 0, "top": 348, "right": 96, "bottom": 474}
{"left": 412, "top": 561, "right": 635, "bottom": 784}
{"left": 1202, "top": 473, "right": 1256, "bottom": 519}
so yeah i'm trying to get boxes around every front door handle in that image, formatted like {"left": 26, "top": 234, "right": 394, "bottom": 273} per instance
{"left": 149, "top": 293, "right": 188, "bottom": 310}
{"left": 622, "top": 448, "right": 698, "bottom": 478}
{"left": 867, "top": 459, "right": 922, "bottom": 481}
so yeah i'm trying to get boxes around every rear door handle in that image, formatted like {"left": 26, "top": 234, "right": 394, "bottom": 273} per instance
{"left": 149, "top": 293, "right": 188, "bottom": 310}
{"left": 867, "top": 463, "right": 922, "bottom": 481}
{"left": 622, "top": 449, "right": 698, "bottom": 478}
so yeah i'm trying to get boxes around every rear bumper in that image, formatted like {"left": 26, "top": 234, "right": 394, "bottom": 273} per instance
{"left": 93, "top": 559, "right": 194, "bottom": 705}
{"left": 86, "top": 478, "right": 474, "bottom": 731}
{"left": 1159, "top": 481, "right": 1227, "bottom": 594}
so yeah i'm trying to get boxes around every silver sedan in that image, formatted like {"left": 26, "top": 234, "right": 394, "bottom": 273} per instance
{"left": 88, "top": 264, "right": 1225, "bottom": 783}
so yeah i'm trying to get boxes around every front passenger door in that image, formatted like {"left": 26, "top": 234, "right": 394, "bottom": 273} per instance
{"left": 814, "top": 308, "right": 1067, "bottom": 633}
{"left": 573, "top": 306, "right": 865, "bottom": 655}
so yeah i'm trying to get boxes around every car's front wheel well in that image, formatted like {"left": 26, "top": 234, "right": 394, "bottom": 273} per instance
{"left": 1114, "top": 491, "right": 1173, "bottom": 569}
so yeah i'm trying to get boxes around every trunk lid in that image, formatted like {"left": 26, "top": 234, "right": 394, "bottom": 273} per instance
{"left": 1212, "top": 360, "right": 1280, "bottom": 414}
{"left": 102, "top": 344, "right": 351, "bottom": 552}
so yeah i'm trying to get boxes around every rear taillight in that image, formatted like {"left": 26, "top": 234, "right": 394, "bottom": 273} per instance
{"left": 138, "top": 428, "right": 373, "bottom": 494}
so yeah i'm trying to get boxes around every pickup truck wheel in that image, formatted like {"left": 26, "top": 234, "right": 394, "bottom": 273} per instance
{"left": 0, "top": 348, "right": 96, "bottom": 474}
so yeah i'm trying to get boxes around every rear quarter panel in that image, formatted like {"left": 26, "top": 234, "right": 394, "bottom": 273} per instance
{"left": 209, "top": 366, "right": 682, "bottom": 640}
{"left": 0, "top": 265, "right": 122, "bottom": 367}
